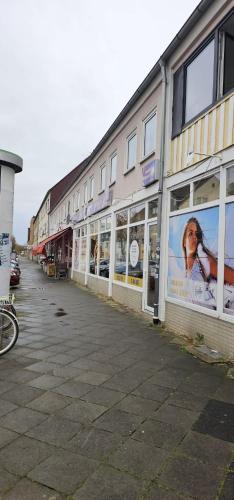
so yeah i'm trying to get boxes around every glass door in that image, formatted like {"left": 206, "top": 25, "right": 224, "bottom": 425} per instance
{"left": 145, "top": 223, "right": 157, "bottom": 311}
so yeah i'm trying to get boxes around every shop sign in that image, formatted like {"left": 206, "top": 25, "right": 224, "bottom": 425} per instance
{"left": 87, "top": 189, "right": 112, "bottom": 217}
{"left": 130, "top": 239, "right": 139, "bottom": 268}
{"left": 142, "top": 159, "right": 159, "bottom": 187}
{"left": 0, "top": 233, "right": 10, "bottom": 268}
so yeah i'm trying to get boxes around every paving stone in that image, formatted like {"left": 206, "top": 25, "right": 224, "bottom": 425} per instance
{"left": 94, "top": 408, "right": 143, "bottom": 435}
{"left": 133, "top": 382, "right": 172, "bottom": 402}
{"left": 82, "top": 386, "right": 126, "bottom": 407}
{"left": 151, "top": 403, "right": 199, "bottom": 430}
{"left": 0, "top": 381, "right": 18, "bottom": 396}
{"left": 3, "top": 478, "right": 65, "bottom": 500}
{"left": 143, "top": 484, "right": 184, "bottom": 499}
{"left": 73, "top": 465, "right": 145, "bottom": 500}
{"left": 28, "top": 449, "right": 98, "bottom": 495}
{"left": 193, "top": 399, "right": 234, "bottom": 443}
{"left": 115, "top": 394, "right": 161, "bottom": 417}
{"left": 220, "top": 469, "right": 234, "bottom": 499}
{"left": 27, "top": 391, "right": 72, "bottom": 413}
{"left": 0, "top": 428, "right": 18, "bottom": 449}
{"left": 25, "top": 361, "right": 60, "bottom": 373}
{"left": 65, "top": 426, "right": 124, "bottom": 460}
{"left": 214, "top": 380, "right": 234, "bottom": 404}
{"left": 0, "top": 407, "right": 47, "bottom": 433}
{"left": 58, "top": 400, "right": 107, "bottom": 423}
{"left": 26, "top": 415, "right": 82, "bottom": 446}
{"left": 52, "top": 365, "right": 85, "bottom": 379}
{"left": 24, "top": 349, "right": 52, "bottom": 360}
{"left": 159, "top": 455, "right": 225, "bottom": 499}
{"left": 0, "top": 466, "right": 18, "bottom": 495}
{"left": 1, "top": 384, "right": 44, "bottom": 406}
{"left": 0, "top": 435, "right": 55, "bottom": 475}
{"left": 166, "top": 390, "right": 208, "bottom": 412}
{"left": 177, "top": 431, "right": 234, "bottom": 467}
{"left": 0, "top": 368, "right": 39, "bottom": 384}
{"left": 103, "top": 368, "right": 149, "bottom": 393}
{"left": 109, "top": 438, "right": 169, "bottom": 479}
{"left": 46, "top": 353, "right": 75, "bottom": 365}
{"left": 133, "top": 419, "right": 186, "bottom": 450}
{"left": 53, "top": 380, "right": 93, "bottom": 398}
{"left": 70, "top": 358, "right": 121, "bottom": 375}
{"left": 75, "top": 370, "right": 111, "bottom": 385}
{"left": 0, "top": 399, "right": 18, "bottom": 418}
{"left": 149, "top": 368, "right": 187, "bottom": 389}
{"left": 28, "top": 372, "right": 66, "bottom": 389}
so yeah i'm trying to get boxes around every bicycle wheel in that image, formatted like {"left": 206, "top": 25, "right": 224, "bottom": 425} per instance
{"left": 0, "top": 310, "right": 19, "bottom": 356}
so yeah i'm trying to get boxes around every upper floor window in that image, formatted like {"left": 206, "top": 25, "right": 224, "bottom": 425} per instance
{"left": 110, "top": 154, "right": 117, "bottom": 184}
{"left": 90, "top": 176, "right": 94, "bottom": 200}
{"left": 84, "top": 183, "right": 88, "bottom": 204}
{"left": 143, "top": 111, "right": 156, "bottom": 157}
{"left": 172, "top": 10, "right": 234, "bottom": 137}
{"left": 100, "top": 164, "right": 106, "bottom": 192}
{"left": 127, "top": 132, "right": 137, "bottom": 170}
{"left": 185, "top": 40, "right": 215, "bottom": 123}
{"left": 76, "top": 191, "right": 80, "bottom": 211}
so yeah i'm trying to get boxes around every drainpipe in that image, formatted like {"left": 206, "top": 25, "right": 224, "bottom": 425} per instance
{"left": 153, "top": 59, "right": 167, "bottom": 323}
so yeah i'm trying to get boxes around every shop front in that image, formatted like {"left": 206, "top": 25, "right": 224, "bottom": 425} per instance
{"left": 33, "top": 227, "right": 73, "bottom": 278}
{"left": 72, "top": 196, "right": 158, "bottom": 314}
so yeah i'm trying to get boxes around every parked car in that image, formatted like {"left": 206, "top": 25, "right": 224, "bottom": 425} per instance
{"left": 11, "top": 260, "right": 21, "bottom": 275}
{"left": 10, "top": 268, "right": 20, "bottom": 287}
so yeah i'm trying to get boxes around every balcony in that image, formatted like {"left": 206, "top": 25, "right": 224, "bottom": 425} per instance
{"left": 169, "top": 91, "right": 234, "bottom": 175}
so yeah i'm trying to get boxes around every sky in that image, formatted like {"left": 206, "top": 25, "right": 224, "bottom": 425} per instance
{"left": 0, "top": 0, "right": 199, "bottom": 244}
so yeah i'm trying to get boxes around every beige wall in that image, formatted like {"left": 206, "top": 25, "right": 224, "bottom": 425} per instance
{"left": 112, "top": 283, "right": 142, "bottom": 312}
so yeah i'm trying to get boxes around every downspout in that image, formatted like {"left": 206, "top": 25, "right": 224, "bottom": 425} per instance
{"left": 153, "top": 58, "right": 167, "bottom": 323}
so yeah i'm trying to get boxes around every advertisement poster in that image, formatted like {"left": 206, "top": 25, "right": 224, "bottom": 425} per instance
{"left": 168, "top": 207, "right": 219, "bottom": 309}
{"left": 224, "top": 203, "right": 234, "bottom": 315}
{"left": 0, "top": 233, "right": 10, "bottom": 268}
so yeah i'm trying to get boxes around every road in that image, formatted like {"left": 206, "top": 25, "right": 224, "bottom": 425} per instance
{"left": 0, "top": 258, "right": 233, "bottom": 499}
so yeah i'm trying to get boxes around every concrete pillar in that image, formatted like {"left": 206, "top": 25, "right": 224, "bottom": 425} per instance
{"left": 0, "top": 150, "right": 23, "bottom": 296}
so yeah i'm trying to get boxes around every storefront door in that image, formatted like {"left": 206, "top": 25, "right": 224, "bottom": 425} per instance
{"left": 145, "top": 222, "right": 157, "bottom": 312}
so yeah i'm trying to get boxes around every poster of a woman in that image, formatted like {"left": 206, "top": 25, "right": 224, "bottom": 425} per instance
{"left": 168, "top": 207, "right": 219, "bottom": 309}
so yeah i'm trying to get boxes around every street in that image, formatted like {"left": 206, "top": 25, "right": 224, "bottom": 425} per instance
{"left": 0, "top": 258, "right": 233, "bottom": 499}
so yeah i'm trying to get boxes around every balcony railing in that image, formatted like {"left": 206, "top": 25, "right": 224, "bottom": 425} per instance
{"left": 169, "top": 91, "right": 234, "bottom": 175}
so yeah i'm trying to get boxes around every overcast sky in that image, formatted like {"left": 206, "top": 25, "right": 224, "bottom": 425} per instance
{"left": 0, "top": 0, "right": 198, "bottom": 244}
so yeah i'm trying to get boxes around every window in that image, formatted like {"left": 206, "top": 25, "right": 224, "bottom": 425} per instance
{"left": 128, "top": 225, "right": 144, "bottom": 287}
{"left": 226, "top": 166, "right": 234, "bottom": 196}
{"left": 89, "top": 176, "right": 94, "bottom": 200}
{"left": 220, "top": 12, "right": 234, "bottom": 96}
{"left": 88, "top": 216, "right": 111, "bottom": 279}
{"left": 143, "top": 112, "right": 156, "bottom": 157}
{"left": 99, "top": 232, "right": 111, "bottom": 278}
{"left": 110, "top": 154, "right": 117, "bottom": 184}
{"left": 89, "top": 234, "right": 98, "bottom": 275}
{"left": 100, "top": 164, "right": 106, "bottom": 192}
{"left": 116, "top": 210, "right": 128, "bottom": 227}
{"left": 185, "top": 39, "right": 215, "bottom": 123}
{"left": 84, "top": 183, "right": 88, "bottom": 204}
{"left": 171, "top": 185, "right": 190, "bottom": 211}
{"left": 148, "top": 199, "right": 158, "bottom": 219}
{"left": 76, "top": 191, "right": 80, "bottom": 211}
{"left": 130, "top": 203, "right": 145, "bottom": 223}
{"left": 115, "top": 228, "right": 127, "bottom": 282}
{"left": 127, "top": 133, "right": 137, "bottom": 170}
{"left": 193, "top": 173, "right": 220, "bottom": 205}
{"left": 172, "top": 11, "right": 234, "bottom": 137}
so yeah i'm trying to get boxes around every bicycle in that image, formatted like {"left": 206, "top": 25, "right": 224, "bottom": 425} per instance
{"left": 0, "top": 295, "right": 19, "bottom": 356}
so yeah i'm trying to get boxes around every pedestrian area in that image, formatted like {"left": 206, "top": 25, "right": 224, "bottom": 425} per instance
{"left": 0, "top": 259, "right": 233, "bottom": 499}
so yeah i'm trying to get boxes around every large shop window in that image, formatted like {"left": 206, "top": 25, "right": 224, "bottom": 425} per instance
{"left": 89, "top": 217, "right": 111, "bottom": 279}
{"left": 172, "top": 10, "right": 234, "bottom": 137}
{"left": 114, "top": 200, "right": 157, "bottom": 288}
{"left": 168, "top": 167, "right": 234, "bottom": 318}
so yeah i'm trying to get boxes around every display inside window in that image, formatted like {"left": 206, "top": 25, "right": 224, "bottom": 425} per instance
{"left": 74, "top": 239, "right": 80, "bottom": 270}
{"left": 185, "top": 39, "right": 215, "bottom": 123}
{"left": 114, "top": 228, "right": 127, "bottom": 282}
{"left": 193, "top": 173, "right": 220, "bottom": 205}
{"left": 128, "top": 225, "right": 144, "bottom": 287}
{"left": 223, "top": 202, "right": 234, "bottom": 315}
{"left": 99, "top": 232, "right": 110, "bottom": 279}
{"left": 168, "top": 207, "right": 219, "bottom": 309}
{"left": 148, "top": 199, "right": 158, "bottom": 219}
{"left": 226, "top": 166, "right": 234, "bottom": 196}
{"left": 127, "top": 134, "right": 137, "bottom": 170}
{"left": 116, "top": 210, "right": 128, "bottom": 227}
{"left": 170, "top": 185, "right": 190, "bottom": 211}
{"left": 130, "top": 203, "right": 145, "bottom": 223}
{"left": 80, "top": 238, "right": 87, "bottom": 273}
{"left": 90, "top": 235, "right": 98, "bottom": 275}
{"left": 144, "top": 113, "right": 156, "bottom": 157}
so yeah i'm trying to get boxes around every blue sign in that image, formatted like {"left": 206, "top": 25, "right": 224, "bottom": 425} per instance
{"left": 142, "top": 159, "right": 159, "bottom": 187}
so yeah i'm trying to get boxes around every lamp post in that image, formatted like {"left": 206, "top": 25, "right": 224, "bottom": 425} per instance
{"left": 0, "top": 150, "right": 23, "bottom": 297}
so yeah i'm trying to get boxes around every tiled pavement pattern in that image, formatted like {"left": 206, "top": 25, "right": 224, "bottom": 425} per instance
{"left": 0, "top": 259, "right": 233, "bottom": 499}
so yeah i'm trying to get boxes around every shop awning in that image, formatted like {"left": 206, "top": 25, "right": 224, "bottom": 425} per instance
{"left": 32, "top": 228, "right": 71, "bottom": 255}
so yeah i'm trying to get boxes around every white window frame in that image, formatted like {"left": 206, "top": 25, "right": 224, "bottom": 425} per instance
{"left": 89, "top": 176, "right": 94, "bottom": 200}
{"left": 100, "top": 164, "right": 106, "bottom": 193}
{"left": 165, "top": 164, "right": 234, "bottom": 325}
{"left": 142, "top": 109, "right": 157, "bottom": 159}
{"left": 126, "top": 130, "right": 137, "bottom": 172}
{"left": 110, "top": 153, "right": 117, "bottom": 185}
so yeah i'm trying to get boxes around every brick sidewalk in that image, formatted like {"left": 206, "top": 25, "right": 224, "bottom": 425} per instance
{"left": 0, "top": 258, "right": 233, "bottom": 499}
